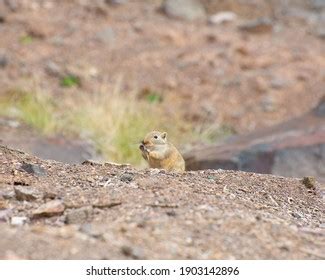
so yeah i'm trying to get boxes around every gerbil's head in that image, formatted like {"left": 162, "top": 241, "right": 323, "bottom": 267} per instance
{"left": 142, "top": 131, "right": 167, "bottom": 146}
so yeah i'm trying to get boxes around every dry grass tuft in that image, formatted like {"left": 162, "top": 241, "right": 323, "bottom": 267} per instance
{"left": 0, "top": 80, "right": 232, "bottom": 166}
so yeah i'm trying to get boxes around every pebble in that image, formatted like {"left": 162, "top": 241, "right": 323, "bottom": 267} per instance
{"left": 14, "top": 186, "right": 40, "bottom": 201}
{"left": 0, "top": 199, "right": 9, "bottom": 209}
{"left": 27, "top": 21, "right": 53, "bottom": 38}
{"left": 45, "top": 61, "right": 62, "bottom": 77}
{"left": 65, "top": 206, "right": 93, "bottom": 224}
{"left": 79, "top": 223, "right": 104, "bottom": 238}
{"left": 20, "top": 163, "right": 47, "bottom": 177}
{"left": 301, "top": 176, "right": 316, "bottom": 189}
{"left": 120, "top": 172, "right": 134, "bottom": 183}
{"left": 49, "top": 36, "right": 65, "bottom": 46}
{"left": 0, "top": 12, "right": 6, "bottom": 23}
{"left": 0, "top": 52, "right": 8, "bottom": 68}
{"left": 311, "top": 0, "right": 325, "bottom": 9}
{"left": 161, "top": 0, "right": 206, "bottom": 21}
{"left": 0, "top": 209, "right": 13, "bottom": 222}
{"left": 208, "top": 11, "right": 237, "bottom": 25}
{"left": 4, "top": 0, "right": 19, "bottom": 12}
{"left": 95, "top": 27, "right": 115, "bottom": 44}
{"left": 1, "top": 190, "right": 15, "bottom": 199}
{"left": 11, "top": 216, "right": 28, "bottom": 226}
{"left": 238, "top": 18, "right": 273, "bottom": 34}
{"left": 105, "top": 0, "right": 128, "bottom": 4}
{"left": 120, "top": 245, "right": 143, "bottom": 259}
{"left": 270, "top": 78, "right": 288, "bottom": 89}
{"left": 32, "top": 200, "right": 65, "bottom": 218}
{"left": 315, "top": 24, "right": 325, "bottom": 40}
{"left": 314, "top": 97, "right": 325, "bottom": 117}
{"left": 260, "top": 95, "right": 276, "bottom": 112}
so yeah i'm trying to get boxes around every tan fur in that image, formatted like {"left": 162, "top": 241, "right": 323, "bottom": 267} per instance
{"left": 139, "top": 131, "right": 185, "bottom": 172}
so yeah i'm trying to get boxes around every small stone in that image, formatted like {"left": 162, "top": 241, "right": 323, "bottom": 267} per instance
{"left": 11, "top": 216, "right": 28, "bottom": 226}
{"left": 43, "top": 191, "right": 58, "bottom": 199}
{"left": 49, "top": 36, "right": 65, "bottom": 46}
{"left": 27, "top": 21, "right": 53, "bottom": 38}
{"left": 0, "top": 209, "right": 12, "bottom": 222}
{"left": 302, "top": 176, "right": 316, "bottom": 189}
{"left": 4, "top": 0, "right": 19, "bottom": 11}
{"left": 120, "top": 245, "right": 142, "bottom": 259}
{"left": 0, "top": 199, "right": 9, "bottom": 209}
{"left": 185, "top": 237, "right": 193, "bottom": 245}
{"left": 65, "top": 206, "right": 93, "bottom": 224}
{"left": 235, "top": 45, "right": 249, "bottom": 56}
{"left": 314, "top": 96, "right": 325, "bottom": 117}
{"left": 32, "top": 200, "right": 65, "bottom": 218}
{"left": 88, "top": 67, "right": 98, "bottom": 77}
{"left": 311, "top": 0, "right": 325, "bottom": 10}
{"left": 1, "top": 190, "right": 15, "bottom": 199}
{"left": 79, "top": 223, "right": 104, "bottom": 238}
{"left": 270, "top": 78, "right": 288, "bottom": 89}
{"left": 0, "top": 52, "right": 8, "bottom": 68}
{"left": 315, "top": 26, "right": 325, "bottom": 40}
{"left": 291, "top": 212, "right": 303, "bottom": 219}
{"left": 238, "top": 18, "right": 273, "bottom": 34}
{"left": 6, "top": 120, "right": 20, "bottom": 128}
{"left": 82, "top": 160, "right": 103, "bottom": 166}
{"left": 260, "top": 95, "right": 276, "bottom": 112}
{"left": 120, "top": 172, "right": 134, "bottom": 183}
{"left": 14, "top": 186, "right": 39, "bottom": 201}
{"left": 105, "top": 0, "right": 128, "bottom": 4}
{"left": 95, "top": 27, "right": 115, "bottom": 44}
{"left": 20, "top": 163, "right": 47, "bottom": 177}
{"left": 166, "top": 210, "right": 176, "bottom": 217}
{"left": 248, "top": 76, "right": 268, "bottom": 93}
{"left": 0, "top": 12, "right": 6, "bottom": 23}
{"left": 208, "top": 11, "right": 237, "bottom": 25}
{"left": 92, "top": 201, "right": 122, "bottom": 209}
{"left": 161, "top": 0, "right": 206, "bottom": 21}
{"left": 45, "top": 61, "right": 61, "bottom": 77}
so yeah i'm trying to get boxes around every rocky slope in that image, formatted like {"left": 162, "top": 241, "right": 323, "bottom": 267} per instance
{"left": 184, "top": 97, "right": 325, "bottom": 183}
{"left": 0, "top": 145, "right": 324, "bottom": 259}
{"left": 0, "top": 0, "right": 324, "bottom": 133}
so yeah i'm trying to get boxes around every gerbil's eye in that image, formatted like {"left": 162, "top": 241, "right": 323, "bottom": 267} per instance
{"left": 154, "top": 135, "right": 158, "bottom": 139}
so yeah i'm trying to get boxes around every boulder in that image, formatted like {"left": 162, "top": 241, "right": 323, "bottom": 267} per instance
{"left": 184, "top": 97, "right": 325, "bottom": 182}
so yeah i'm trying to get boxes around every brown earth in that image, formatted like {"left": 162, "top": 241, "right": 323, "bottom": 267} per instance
{"left": 0, "top": 145, "right": 324, "bottom": 259}
{"left": 0, "top": 0, "right": 325, "bottom": 260}
{"left": 0, "top": 0, "right": 324, "bottom": 134}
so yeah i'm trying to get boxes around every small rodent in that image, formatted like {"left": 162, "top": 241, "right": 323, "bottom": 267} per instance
{"left": 139, "top": 131, "right": 185, "bottom": 172}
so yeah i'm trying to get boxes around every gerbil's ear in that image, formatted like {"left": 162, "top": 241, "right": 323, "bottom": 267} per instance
{"left": 161, "top": 132, "right": 167, "bottom": 139}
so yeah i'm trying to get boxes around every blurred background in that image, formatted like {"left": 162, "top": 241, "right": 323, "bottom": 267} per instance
{"left": 0, "top": 0, "right": 324, "bottom": 181}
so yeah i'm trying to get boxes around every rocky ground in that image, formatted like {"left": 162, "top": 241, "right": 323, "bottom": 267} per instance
{"left": 0, "top": 0, "right": 324, "bottom": 260}
{"left": 0, "top": 0, "right": 324, "bottom": 132}
{"left": 0, "top": 0, "right": 324, "bottom": 166}
{"left": 0, "top": 145, "right": 324, "bottom": 259}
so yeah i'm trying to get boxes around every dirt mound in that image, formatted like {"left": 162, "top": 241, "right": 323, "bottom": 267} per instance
{"left": 0, "top": 145, "right": 324, "bottom": 259}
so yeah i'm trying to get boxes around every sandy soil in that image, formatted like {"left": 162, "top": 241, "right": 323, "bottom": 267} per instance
{"left": 0, "top": 145, "right": 324, "bottom": 259}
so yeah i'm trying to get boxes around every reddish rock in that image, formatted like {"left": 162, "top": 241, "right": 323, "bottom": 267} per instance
{"left": 184, "top": 97, "right": 325, "bottom": 182}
